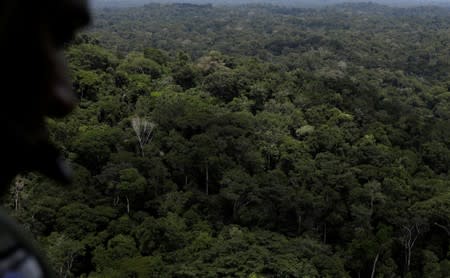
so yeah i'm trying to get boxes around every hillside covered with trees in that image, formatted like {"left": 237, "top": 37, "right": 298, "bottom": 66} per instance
{"left": 3, "top": 2, "right": 450, "bottom": 277}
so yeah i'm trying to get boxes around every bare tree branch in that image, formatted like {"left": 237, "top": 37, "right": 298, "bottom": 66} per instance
{"left": 132, "top": 116, "right": 156, "bottom": 157}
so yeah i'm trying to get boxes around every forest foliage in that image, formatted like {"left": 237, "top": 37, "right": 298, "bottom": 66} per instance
{"left": 3, "top": 2, "right": 450, "bottom": 277}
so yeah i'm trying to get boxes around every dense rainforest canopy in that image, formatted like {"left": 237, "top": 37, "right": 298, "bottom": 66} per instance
{"left": 3, "top": 2, "right": 450, "bottom": 277}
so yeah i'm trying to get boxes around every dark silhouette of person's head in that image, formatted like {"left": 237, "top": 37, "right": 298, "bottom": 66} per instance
{"left": 0, "top": 1, "right": 90, "bottom": 188}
